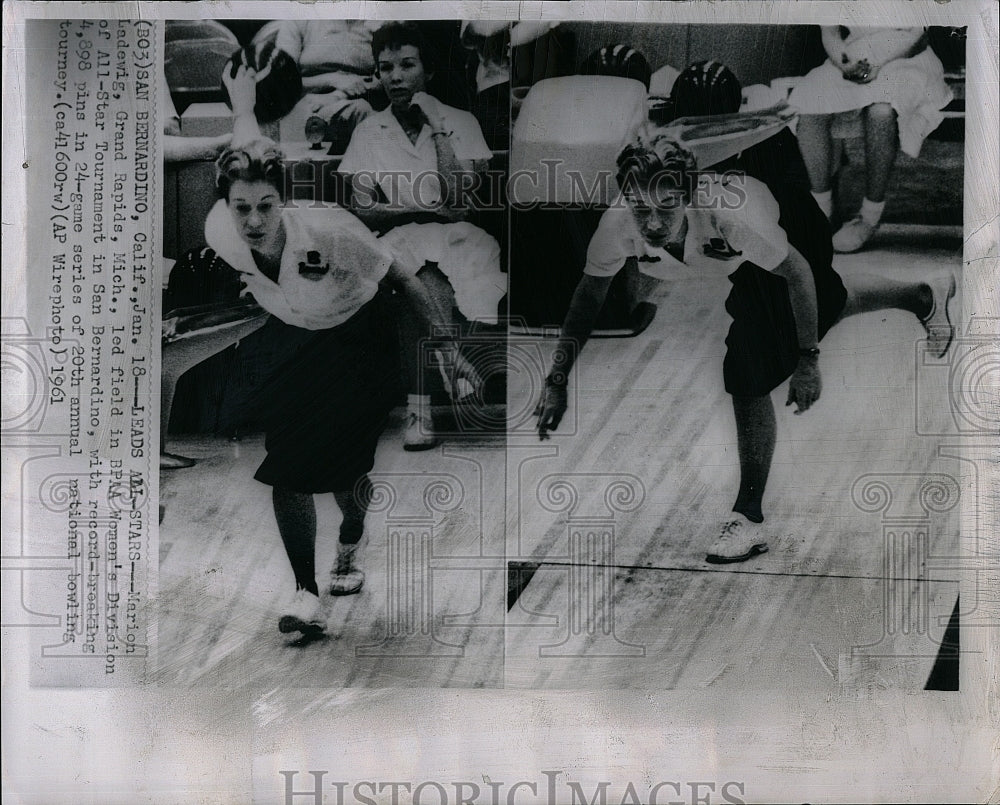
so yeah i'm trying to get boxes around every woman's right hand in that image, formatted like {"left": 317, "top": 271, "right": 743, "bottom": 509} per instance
{"left": 535, "top": 378, "right": 568, "bottom": 440}
{"left": 410, "top": 92, "right": 445, "bottom": 132}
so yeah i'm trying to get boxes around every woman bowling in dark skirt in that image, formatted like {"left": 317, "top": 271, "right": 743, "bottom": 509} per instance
{"left": 206, "top": 64, "right": 481, "bottom": 637}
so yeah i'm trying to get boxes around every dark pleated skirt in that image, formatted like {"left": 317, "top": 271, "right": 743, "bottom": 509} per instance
{"left": 252, "top": 291, "right": 399, "bottom": 493}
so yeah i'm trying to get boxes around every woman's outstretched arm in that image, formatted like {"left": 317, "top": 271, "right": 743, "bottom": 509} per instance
{"left": 536, "top": 272, "right": 615, "bottom": 439}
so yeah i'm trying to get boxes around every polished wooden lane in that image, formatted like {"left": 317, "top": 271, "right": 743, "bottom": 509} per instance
{"left": 505, "top": 240, "right": 962, "bottom": 690}
{"left": 158, "top": 240, "right": 962, "bottom": 691}
{"left": 157, "top": 413, "right": 507, "bottom": 688}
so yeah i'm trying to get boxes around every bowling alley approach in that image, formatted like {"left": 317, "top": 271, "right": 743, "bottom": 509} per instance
{"left": 157, "top": 19, "right": 969, "bottom": 691}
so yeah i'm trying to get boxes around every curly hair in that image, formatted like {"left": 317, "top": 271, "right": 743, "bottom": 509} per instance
{"left": 615, "top": 128, "right": 698, "bottom": 200}
{"left": 371, "top": 21, "right": 436, "bottom": 74}
{"left": 215, "top": 138, "right": 286, "bottom": 201}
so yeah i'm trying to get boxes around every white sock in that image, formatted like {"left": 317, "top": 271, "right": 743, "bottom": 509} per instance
{"left": 407, "top": 393, "right": 431, "bottom": 412}
{"left": 859, "top": 198, "right": 885, "bottom": 226}
{"left": 811, "top": 190, "right": 833, "bottom": 220}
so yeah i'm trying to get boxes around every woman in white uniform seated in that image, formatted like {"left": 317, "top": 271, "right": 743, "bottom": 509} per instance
{"left": 339, "top": 21, "right": 506, "bottom": 450}
{"left": 791, "top": 26, "right": 953, "bottom": 253}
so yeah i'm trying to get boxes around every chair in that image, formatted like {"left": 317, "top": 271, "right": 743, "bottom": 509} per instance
{"left": 165, "top": 25, "right": 239, "bottom": 109}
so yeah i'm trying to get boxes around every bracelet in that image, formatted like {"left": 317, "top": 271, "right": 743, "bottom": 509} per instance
{"left": 798, "top": 347, "right": 821, "bottom": 359}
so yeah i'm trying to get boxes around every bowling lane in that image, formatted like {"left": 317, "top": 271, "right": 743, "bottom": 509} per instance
{"left": 504, "top": 565, "right": 958, "bottom": 690}
{"left": 505, "top": 243, "right": 962, "bottom": 689}
{"left": 157, "top": 418, "right": 507, "bottom": 688}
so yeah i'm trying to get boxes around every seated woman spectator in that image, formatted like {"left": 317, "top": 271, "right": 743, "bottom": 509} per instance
{"left": 339, "top": 21, "right": 506, "bottom": 450}
{"left": 790, "top": 26, "right": 952, "bottom": 252}
{"left": 200, "top": 64, "right": 481, "bottom": 637}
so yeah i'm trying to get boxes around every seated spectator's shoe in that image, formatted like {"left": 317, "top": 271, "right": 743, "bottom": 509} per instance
{"left": 920, "top": 272, "right": 957, "bottom": 359}
{"left": 278, "top": 589, "right": 327, "bottom": 636}
{"left": 329, "top": 543, "right": 365, "bottom": 596}
{"left": 404, "top": 409, "right": 438, "bottom": 451}
{"left": 160, "top": 452, "right": 196, "bottom": 470}
{"left": 832, "top": 216, "right": 878, "bottom": 253}
{"left": 706, "top": 516, "right": 769, "bottom": 564}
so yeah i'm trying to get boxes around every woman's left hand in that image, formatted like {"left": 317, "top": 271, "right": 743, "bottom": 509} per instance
{"left": 786, "top": 359, "right": 822, "bottom": 414}
{"left": 844, "top": 58, "right": 879, "bottom": 84}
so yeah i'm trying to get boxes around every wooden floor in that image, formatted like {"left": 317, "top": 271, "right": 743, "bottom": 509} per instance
{"left": 157, "top": 415, "right": 508, "bottom": 689}
{"left": 158, "top": 233, "right": 961, "bottom": 691}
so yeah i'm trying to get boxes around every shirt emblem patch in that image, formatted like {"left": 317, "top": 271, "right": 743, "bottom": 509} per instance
{"left": 702, "top": 237, "right": 743, "bottom": 260}
{"left": 299, "top": 249, "right": 330, "bottom": 276}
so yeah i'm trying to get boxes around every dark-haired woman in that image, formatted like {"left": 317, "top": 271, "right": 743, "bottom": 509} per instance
{"left": 207, "top": 66, "right": 480, "bottom": 638}
{"left": 340, "top": 21, "right": 506, "bottom": 450}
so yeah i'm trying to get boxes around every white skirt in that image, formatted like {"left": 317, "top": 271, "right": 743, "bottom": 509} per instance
{"left": 380, "top": 221, "right": 506, "bottom": 324}
{"left": 788, "top": 48, "right": 953, "bottom": 158}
